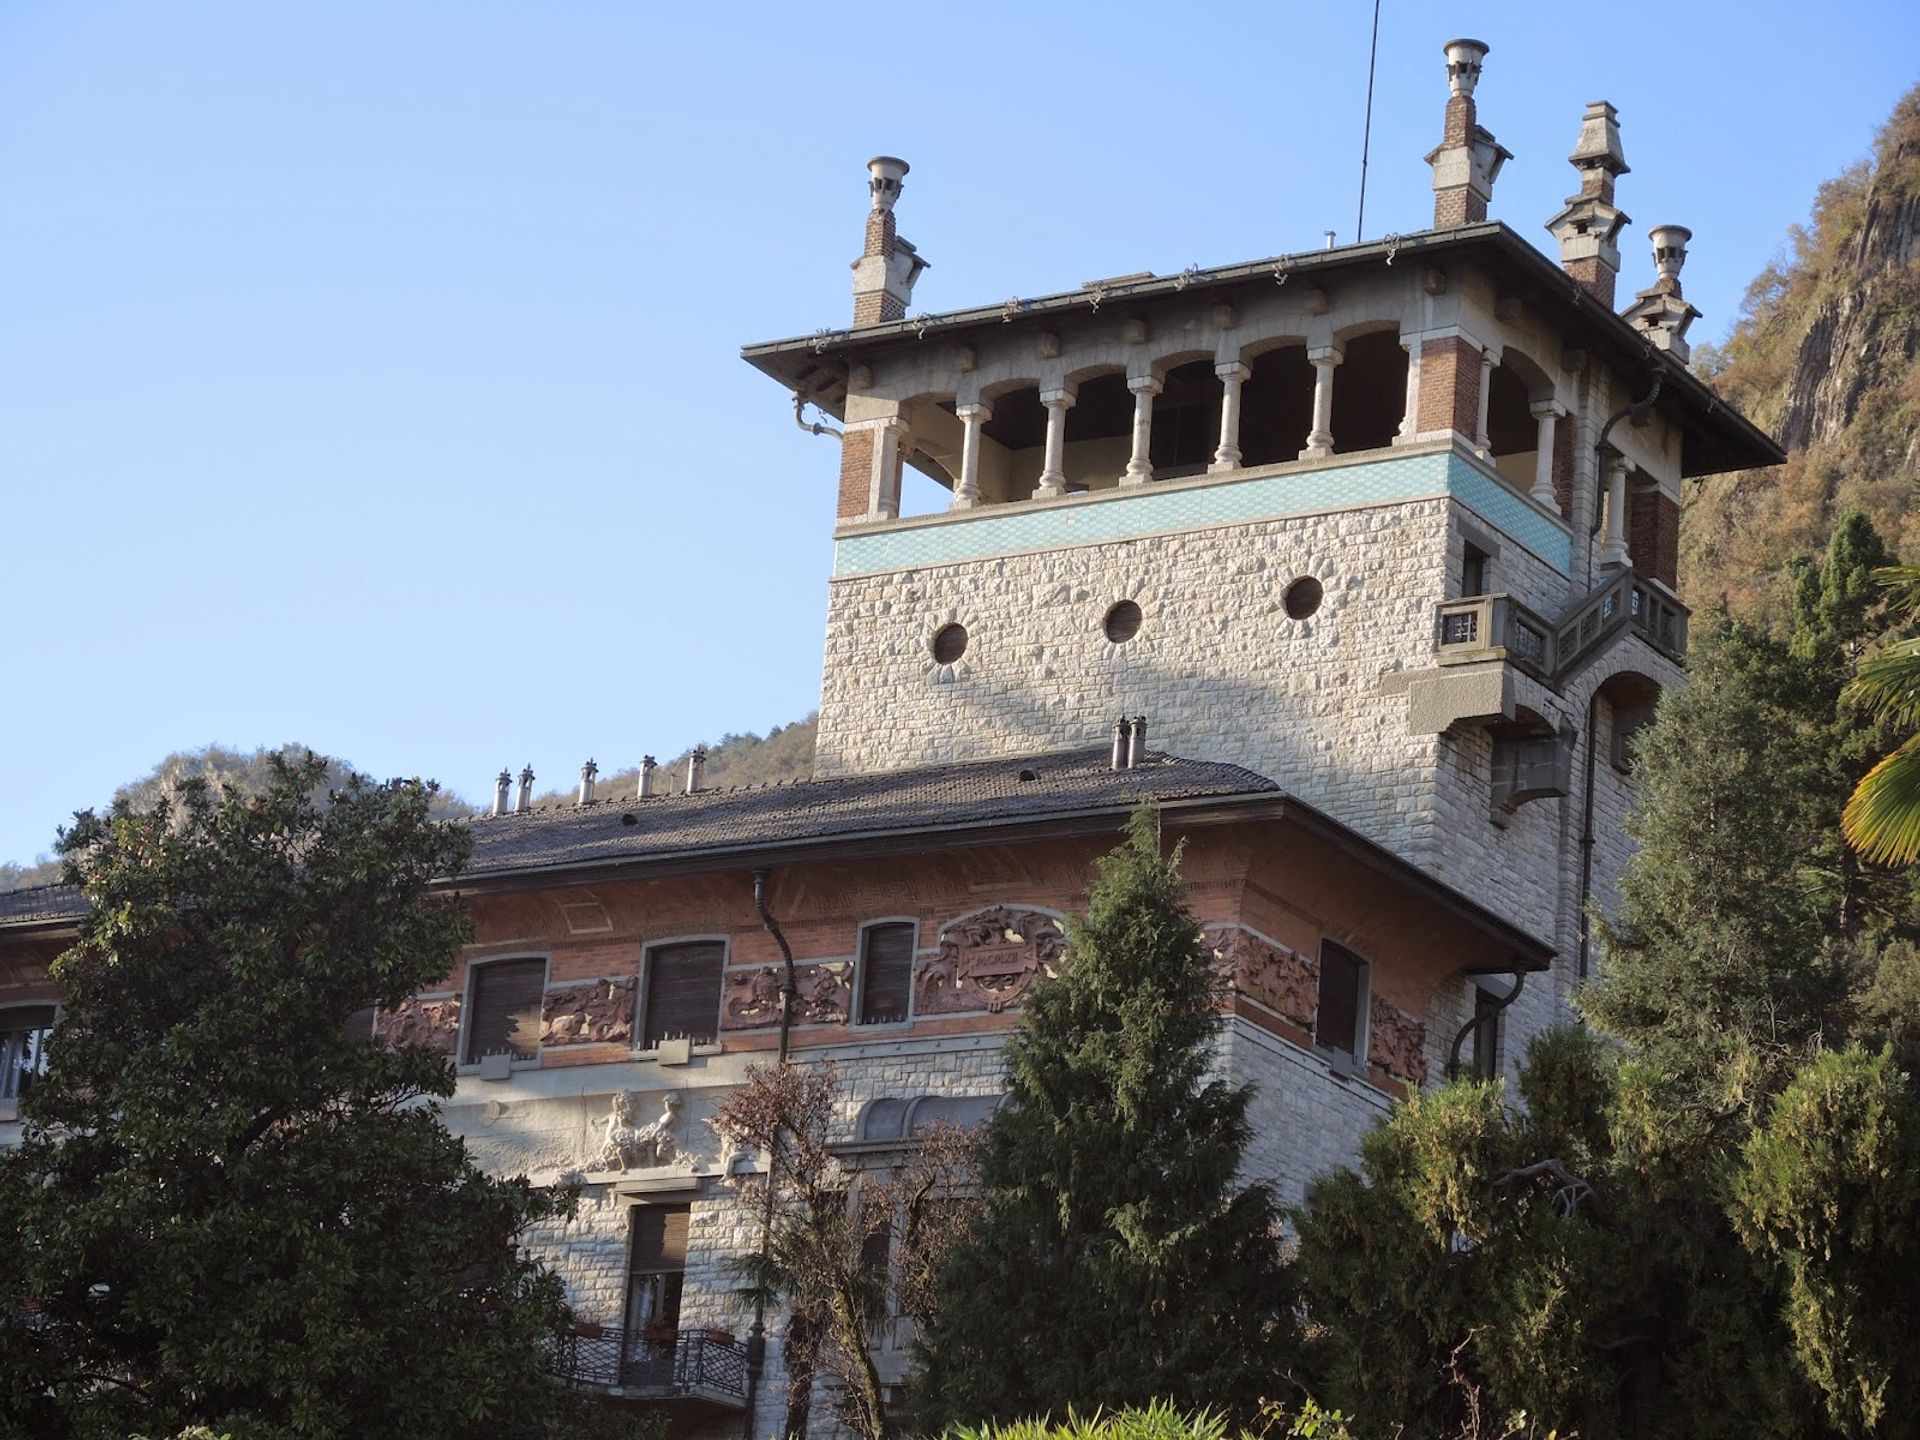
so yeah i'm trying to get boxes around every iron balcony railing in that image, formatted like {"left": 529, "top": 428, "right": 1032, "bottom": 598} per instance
{"left": 547, "top": 1324, "right": 749, "bottom": 1404}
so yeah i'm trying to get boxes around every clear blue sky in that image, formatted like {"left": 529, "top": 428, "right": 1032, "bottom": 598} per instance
{"left": 2, "top": 1, "right": 1916, "bottom": 868}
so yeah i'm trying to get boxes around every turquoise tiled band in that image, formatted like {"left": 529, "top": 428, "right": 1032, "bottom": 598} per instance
{"left": 833, "top": 449, "right": 1570, "bottom": 577}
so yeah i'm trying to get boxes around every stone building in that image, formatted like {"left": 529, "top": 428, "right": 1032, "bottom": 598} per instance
{"left": 0, "top": 37, "right": 1778, "bottom": 1437}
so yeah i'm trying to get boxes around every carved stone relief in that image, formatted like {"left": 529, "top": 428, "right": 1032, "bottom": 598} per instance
{"left": 721, "top": 963, "right": 851, "bottom": 1030}
{"left": 588, "top": 1090, "right": 683, "bottom": 1172}
{"left": 377, "top": 994, "right": 461, "bottom": 1055}
{"left": 1205, "top": 927, "right": 1318, "bottom": 1031}
{"left": 914, "top": 907, "right": 1066, "bottom": 1015}
{"left": 540, "top": 977, "right": 637, "bottom": 1048}
{"left": 1369, "top": 996, "right": 1428, "bottom": 1087}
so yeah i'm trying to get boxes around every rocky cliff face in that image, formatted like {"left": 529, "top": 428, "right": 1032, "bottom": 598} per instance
{"left": 1685, "top": 86, "right": 1920, "bottom": 620}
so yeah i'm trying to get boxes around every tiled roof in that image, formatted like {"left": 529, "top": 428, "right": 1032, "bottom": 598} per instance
{"left": 0, "top": 883, "right": 83, "bottom": 925}
{"left": 0, "top": 751, "right": 1275, "bottom": 926}
{"left": 461, "top": 748, "right": 1276, "bottom": 879}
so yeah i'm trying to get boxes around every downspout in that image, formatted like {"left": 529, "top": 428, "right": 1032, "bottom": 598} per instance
{"left": 1586, "top": 358, "right": 1664, "bottom": 574}
{"left": 742, "top": 868, "right": 801, "bottom": 1439}
{"left": 1447, "top": 969, "right": 1527, "bottom": 1079}
{"left": 795, "top": 394, "right": 844, "bottom": 441}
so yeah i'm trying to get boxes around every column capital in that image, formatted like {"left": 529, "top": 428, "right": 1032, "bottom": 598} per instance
{"left": 1040, "top": 385, "right": 1078, "bottom": 408}
{"left": 1307, "top": 344, "right": 1345, "bottom": 367}
{"left": 1127, "top": 374, "right": 1163, "bottom": 397}
{"left": 1528, "top": 396, "right": 1569, "bottom": 420}
{"left": 1214, "top": 361, "right": 1252, "bottom": 382}
{"left": 955, "top": 400, "right": 993, "bottom": 423}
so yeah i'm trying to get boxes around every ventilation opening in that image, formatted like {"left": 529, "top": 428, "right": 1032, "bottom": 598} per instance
{"left": 1103, "top": 600, "right": 1143, "bottom": 643}
{"left": 1018, "top": 768, "right": 1038, "bottom": 782}
{"left": 931, "top": 623, "right": 968, "bottom": 664}
{"left": 1284, "top": 576, "right": 1324, "bottom": 620}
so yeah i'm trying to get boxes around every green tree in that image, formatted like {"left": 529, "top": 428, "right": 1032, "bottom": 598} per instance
{"left": 0, "top": 754, "right": 602, "bottom": 1440}
{"left": 1843, "top": 566, "right": 1920, "bottom": 866}
{"left": 910, "top": 805, "right": 1292, "bottom": 1430}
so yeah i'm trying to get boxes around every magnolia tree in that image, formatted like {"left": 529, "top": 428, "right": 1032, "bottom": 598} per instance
{"left": 710, "top": 1062, "right": 976, "bottom": 1440}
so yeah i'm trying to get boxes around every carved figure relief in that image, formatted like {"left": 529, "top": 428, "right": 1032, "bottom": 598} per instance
{"left": 1368, "top": 996, "right": 1428, "bottom": 1087}
{"left": 914, "top": 907, "right": 1066, "bottom": 1015}
{"left": 590, "top": 1090, "right": 682, "bottom": 1172}
{"left": 377, "top": 994, "right": 461, "bottom": 1056}
{"left": 540, "top": 976, "right": 637, "bottom": 1048}
{"left": 1205, "top": 927, "right": 1318, "bottom": 1031}
{"left": 721, "top": 963, "right": 851, "bottom": 1030}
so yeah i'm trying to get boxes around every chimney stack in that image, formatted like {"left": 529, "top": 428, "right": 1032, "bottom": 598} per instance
{"left": 1426, "top": 39, "right": 1511, "bottom": 227}
{"left": 1622, "top": 225, "right": 1702, "bottom": 361}
{"left": 1546, "top": 101, "right": 1631, "bottom": 306}
{"left": 1127, "top": 715, "right": 1147, "bottom": 769}
{"left": 685, "top": 746, "right": 707, "bottom": 795}
{"left": 1111, "top": 717, "right": 1130, "bottom": 771}
{"left": 515, "top": 765, "right": 534, "bottom": 814}
{"left": 577, "top": 759, "right": 598, "bottom": 807}
{"left": 491, "top": 768, "right": 511, "bottom": 817}
{"left": 638, "top": 755, "right": 657, "bottom": 800}
{"left": 851, "top": 156, "right": 928, "bottom": 326}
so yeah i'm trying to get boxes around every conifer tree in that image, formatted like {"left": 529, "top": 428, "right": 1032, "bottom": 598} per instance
{"left": 910, "top": 806, "right": 1291, "bottom": 1430}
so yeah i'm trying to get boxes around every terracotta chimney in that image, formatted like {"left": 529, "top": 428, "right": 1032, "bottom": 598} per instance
{"left": 638, "top": 755, "right": 657, "bottom": 800}
{"left": 577, "top": 759, "right": 598, "bottom": 807}
{"left": 685, "top": 746, "right": 707, "bottom": 795}
{"left": 1546, "top": 101, "right": 1631, "bottom": 306}
{"left": 1426, "top": 40, "right": 1511, "bottom": 227}
{"left": 515, "top": 765, "right": 534, "bottom": 814}
{"left": 851, "top": 156, "right": 928, "bottom": 326}
{"left": 1622, "top": 225, "right": 1702, "bottom": 361}
{"left": 491, "top": 768, "right": 512, "bottom": 817}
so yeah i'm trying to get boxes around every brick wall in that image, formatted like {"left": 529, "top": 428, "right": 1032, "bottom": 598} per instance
{"left": 837, "top": 426, "right": 874, "bottom": 520}
{"left": 1627, "top": 489, "right": 1679, "bottom": 590}
{"left": 1417, "top": 336, "right": 1481, "bottom": 437}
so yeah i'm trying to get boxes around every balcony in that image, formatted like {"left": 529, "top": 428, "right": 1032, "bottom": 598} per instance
{"left": 547, "top": 1324, "right": 749, "bottom": 1409}
{"left": 1434, "top": 567, "right": 1688, "bottom": 689}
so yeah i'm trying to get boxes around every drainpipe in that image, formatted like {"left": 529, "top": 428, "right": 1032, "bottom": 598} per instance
{"left": 1575, "top": 686, "right": 1606, "bottom": 980}
{"left": 1448, "top": 969, "right": 1527, "bottom": 1079}
{"left": 1587, "top": 360, "right": 1664, "bottom": 575}
{"left": 742, "top": 868, "right": 801, "bottom": 1438}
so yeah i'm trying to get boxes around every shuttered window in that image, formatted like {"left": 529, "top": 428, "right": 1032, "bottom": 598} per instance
{"left": 1, "top": 1004, "right": 55, "bottom": 1102}
{"left": 1315, "top": 942, "right": 1367, "bottom": 1061}
{"left": 465, "top": 958, "right": 546, "bottom": 1063}
{"left": 625, "top": 1204, "right": 689, "bottom": 1333}
{"left": 643, "top": 942, "right": 724, "bottom": 1049}
{"left": 857, "top": 923, "right": 915, "bottom": 1025}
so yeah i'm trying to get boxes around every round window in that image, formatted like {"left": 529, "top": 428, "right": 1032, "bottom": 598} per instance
{"left": 1284, "top": 576, "right": 1324, "bottom": 620}
{"left": 931, "top": 623, "right": 969, "bottom": 664}
{"left": 1103, "top": 600, "right": 1143, "bottom": 644}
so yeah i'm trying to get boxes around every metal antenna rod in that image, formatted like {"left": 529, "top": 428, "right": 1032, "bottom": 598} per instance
{"left": 1356, "top": 0, "right": 1384, "bottom": 242}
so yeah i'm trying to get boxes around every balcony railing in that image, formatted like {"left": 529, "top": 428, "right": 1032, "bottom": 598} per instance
{"left": 547, "top": 1324, "right": 749, "bottom": 1405}
{"left": 1435, "top": 568, "right": 1689, "bottom": 688}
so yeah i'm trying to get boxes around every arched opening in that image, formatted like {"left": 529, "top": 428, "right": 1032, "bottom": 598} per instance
{"left": 1149, "top": 359, "right": 1224, "bottom": 480}
{"left": 1329, "top": 330, "right": 1407, "bottom": 455}
{"left": 1060, "top": 370, "right": 1134, "bottom": 493}
{"left": 977, "top": 384, "right": 1045, "bottom": 503}
{"left": 898, "top": 391, "right": 960, "bottom": 518}
{"left": 1485, "top": 352, "right": 1552, "bottom": 495}
{"left": 1597, "top": 671, "right": 1662, "bottom": 774}
{"left": 1238, "top": 345, "right": 1314, "bottom": 468}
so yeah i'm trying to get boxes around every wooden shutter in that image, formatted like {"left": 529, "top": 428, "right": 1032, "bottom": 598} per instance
{"left": 630, "top": 1204, "right": 690, "bottom": 1273}
{"left": 857, "top": 923, "right": 915, "bottom": 1025}
{"left": 1316, "top": 943, "right": 1363, "bottom": 1057}
{"left": 466, "top": 959, "right": 545, "bottom": 1063}
{"left": 644, "top": 943, "right": 724, "bottom": 1048}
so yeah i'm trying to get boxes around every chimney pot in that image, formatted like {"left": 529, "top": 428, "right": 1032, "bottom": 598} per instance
{"left": 638, "top": 755, "right": 657, "bottom": 800}
{"left": 1112, "top": 718, "right": 1130, "bottom": 771}
{"left": 492, "top": 768, "right": 512, "bottom": 817}
{"left": 1127, "top": 715, "right": 1148, "bottom": 769}
{"left": 686, "top": 746, "right": 707, "bottom": 795}
{"left": 577, "top": 759, "right": 598, "bottom": 807}
{"left": 1546, "top": 101, "right": 1631, "bottom": 305}
{"left": 866, "top": 155, "right": 909, "bottom": 212}
{"left": 515, "top": 765, "right": 534, "bottom": 814}
{"left": 1427, "top": 39, "right": 1509, "bottom": 227}
{"left": 1442, "top": 38, "right": 1489, "bottom": 99}
{"left": 853, "top": 155, "right": 926, "bottom": 326}
{"left": 1648, "top": 224, "right": 1691, "bottom": 288}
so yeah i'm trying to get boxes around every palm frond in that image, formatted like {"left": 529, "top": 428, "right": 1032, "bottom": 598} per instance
{"left": 1843, "top": 735, "right": 1920, "bottom": 865}
{"left": 1844, "top": 638, "right": 1920, "bottom": 727}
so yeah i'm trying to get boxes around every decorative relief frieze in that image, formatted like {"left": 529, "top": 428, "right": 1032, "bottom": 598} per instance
{"left": 540, "top": 977, "right": 637, "bottom": 1048}
{"left": 377, "top": 994, "right": 461, "bottom": 1055}
{"left": 588, "top": 1090, "right": 682, "bottom": 1172}
{"left": 915, "top": 907, "right": 1066, "bottom": 1015}
{"left": 1368, "top": 996, "right": 1428, "bottom": 1087}
{"left": 721, "top": 963, "right": 851, "bottom": 1030}
{"left": 1205, "top": 926, "right": 1318, "bottom": 1031}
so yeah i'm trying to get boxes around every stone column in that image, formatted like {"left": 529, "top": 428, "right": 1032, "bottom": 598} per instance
{"left": 1122, "top": 376, "right": 1160, "bottom": 486}
{"left": 869, "top": 417, "right": 907, "bottom": 520}
{"left": 1210, "top": 362, "right": 1251, "bottom": 472}
{"left": 1395, "top": 337, "right": 1422, "bottom": 443}
{"left": 1300, "top": 347, "right": 1341, "bottom": 460}
{"left": 1528, "top": 400, "right": 1562, "bottom": 506}
{"left": 1473, "top": 347, "right": 1498, "bottom": 454}
{"left": 1599, "top": 453, "right": 1632, "bottom": 568}
{"left": 953, "top": 403, "right": 990, "bottom": 511}
{"left": 1034, "top": 387, "right": 1075, "bottom": 498}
